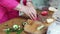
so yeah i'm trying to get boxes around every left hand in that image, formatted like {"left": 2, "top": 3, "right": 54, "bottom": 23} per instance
{"left": 26, "top": 2, "right": 37, "bottom": 20}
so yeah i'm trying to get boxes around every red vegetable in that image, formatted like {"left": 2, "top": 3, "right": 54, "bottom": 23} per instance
{"left": 41, "top": 11, "right": 48, "bottom": 16}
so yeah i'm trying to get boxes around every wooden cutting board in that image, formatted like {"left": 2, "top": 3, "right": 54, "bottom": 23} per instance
{"left": 0, "top": 10, "right": 53, "bottom": 34}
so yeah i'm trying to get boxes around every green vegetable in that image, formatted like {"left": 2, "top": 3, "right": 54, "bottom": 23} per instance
{"left": 16, "top": 28, "right": 24, "bottom": 34}
{"left": 22, "top": 22, "right": 27, "bottom": 26}
{"left": 5, "top": 28, "right": 10, "bottom": 34}
{"left": 13, "top": 25, "right": 19, "bottom": 30}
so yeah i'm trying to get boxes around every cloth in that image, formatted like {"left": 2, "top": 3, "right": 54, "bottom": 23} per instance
{"left": 0, "top": 0, "right": 27, "bottom": 23}
{"left": 47, "top": 21, "right": 60, "bottom": 34}
{"left": 47, "top": 0, "right": 60, "bottom": 34}
{"left": 49, "top": 0, "right": 60, "bottom": 20}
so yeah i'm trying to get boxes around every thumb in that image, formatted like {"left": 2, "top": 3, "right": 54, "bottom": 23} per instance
{"left": 26, "top": 2, "right": 34, "bottom": 7}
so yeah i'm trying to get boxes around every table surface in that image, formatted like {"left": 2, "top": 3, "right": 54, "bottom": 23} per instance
{"left": 0, "top": 11, "right": 54, "bottom": 34}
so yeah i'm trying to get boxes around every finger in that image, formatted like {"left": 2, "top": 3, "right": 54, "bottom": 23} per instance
{"left": 30, "top": 13, "right": 35, "bottom": 20}
{"left": 28, "top": 14, "right": 33, "bottom": 20}
{"left": 25, "top": 8, "right": 34, "bottom": 20}
{"left": 26, "top": 2, "right": 32, "bottom": 6}
{"left": 25, "top": 8, "right": 33, "bottom": 20}
{"left": 26, "top": 12, "right": 33, "bottom": 20}
{"left": 29, "top": 8, "right": 36, "bottom": 20}
{"left": 26, "top": 2, "right": 34, "bottom": 8}
{"left": 31, "top": 12, "right": 37, "bottom": 20}
{"left": 30, "top": 8, "right": 37, "bottom": 20}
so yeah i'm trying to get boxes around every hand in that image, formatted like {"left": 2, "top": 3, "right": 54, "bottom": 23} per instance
{"left": 20, "top": 2, "right": 37, "bottom": 20}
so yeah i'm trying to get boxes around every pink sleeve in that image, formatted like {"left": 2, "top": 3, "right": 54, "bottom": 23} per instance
{"left": 0, "top": 0, "right": 19, "bottom": 9}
